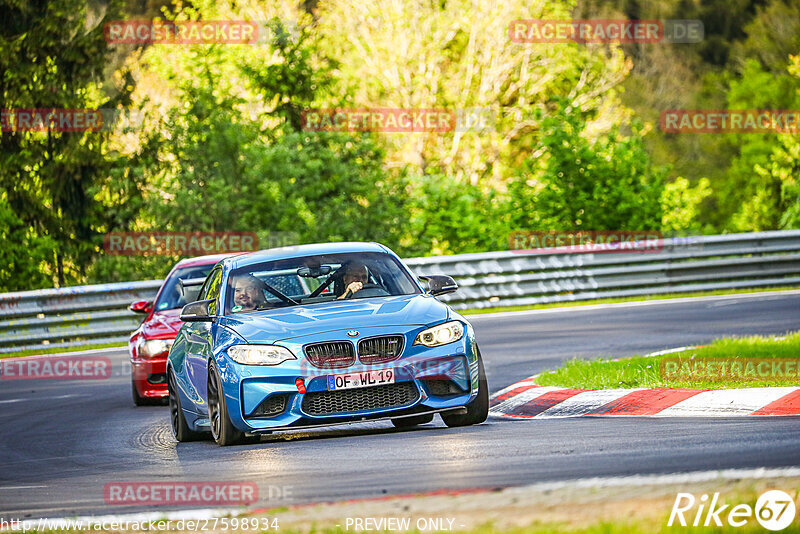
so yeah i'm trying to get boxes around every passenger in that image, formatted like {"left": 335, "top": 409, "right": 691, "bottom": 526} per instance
{"left": 337, "top": 262, "right": 369, "bottom": 300}
{"left": 232, "top": 274, "right": 269, "bottom": 311}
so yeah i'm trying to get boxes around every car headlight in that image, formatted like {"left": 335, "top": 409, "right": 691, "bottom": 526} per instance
{"left": 138, "top": 338, "right": 173, "bottom": 357}
{"left": 227, "top": 345, "right": 297, "bottom": 366}
{"left": 413, "top": 321, "right": 464, "bottom": 347}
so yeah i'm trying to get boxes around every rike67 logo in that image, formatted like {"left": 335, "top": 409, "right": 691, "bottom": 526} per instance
{"left": 669, "top": 490, "right": 797, "bottom": 531}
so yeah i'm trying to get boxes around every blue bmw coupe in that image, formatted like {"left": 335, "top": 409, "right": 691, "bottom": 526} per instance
{"left": 167, "top": 242, "right": 488, "bottom": 445}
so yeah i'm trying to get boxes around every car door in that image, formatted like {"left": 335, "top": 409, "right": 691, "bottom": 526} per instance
{"left": 185, "top": 267, "right": 223, "bottom": 410}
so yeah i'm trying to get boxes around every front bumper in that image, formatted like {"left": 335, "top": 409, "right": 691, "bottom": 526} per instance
{"left": 212, "top": 323, "right": 480, "bottom": 433}
{"left": 131, "top": 357, "right": 168, "bottom": 397}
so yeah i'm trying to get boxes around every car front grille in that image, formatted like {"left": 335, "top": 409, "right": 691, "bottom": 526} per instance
{"left": 304, "top": 341, "right": 356, "bottom": 369}
{"left": 301, "top": 382, "right": 419, "bottom": 416}
{"left": 358, "top": 335, "right": 404, "bottom": 364}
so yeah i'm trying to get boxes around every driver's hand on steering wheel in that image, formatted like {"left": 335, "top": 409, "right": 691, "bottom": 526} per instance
{"left": 338, "top": 281, "right": 363, "bottom": 299}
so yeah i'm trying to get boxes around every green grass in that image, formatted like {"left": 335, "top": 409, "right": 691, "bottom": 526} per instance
{"left": 536, "top": 330, "right": 800, "bottom": 389}
{"left": 459, "top": 286, "right": 800, "bottom": 315}
{"left": 0, "top": 341, "right": 126, "bottom": 359}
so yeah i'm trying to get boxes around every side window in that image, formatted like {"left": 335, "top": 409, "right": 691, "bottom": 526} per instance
{"left": 206, "top": 269, "right": 224, "bottom": 300}
{"left": 198, "top": 268, "right": 223, "bottom": 314}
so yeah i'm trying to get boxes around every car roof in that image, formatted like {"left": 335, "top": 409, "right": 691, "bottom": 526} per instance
{"left": 174, "top": 252, "right": 237, "bottom": 269}
{"left": 224, "top": 242, "right": 390, "bottom": 270}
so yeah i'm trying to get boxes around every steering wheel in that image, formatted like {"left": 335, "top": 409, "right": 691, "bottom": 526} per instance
{"left": 344, "top": 283, "right": 387, "bottom": 299}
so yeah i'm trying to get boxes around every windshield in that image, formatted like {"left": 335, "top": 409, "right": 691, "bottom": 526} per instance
{"left": 153, "top": 264, "right": 216, "bottom": 311}
{"left": 225, "top": 252, "right": 421, "bottom": 314}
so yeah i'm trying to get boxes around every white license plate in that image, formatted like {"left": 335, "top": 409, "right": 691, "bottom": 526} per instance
{"left": 327, "top": 369, "right": 395, "bottom": 390}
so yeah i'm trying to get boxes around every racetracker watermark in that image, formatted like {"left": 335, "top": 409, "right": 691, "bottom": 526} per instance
{"left": 660, "top": 109, "right": 800, "bottom": 133}
{"left": 0, "top": 517, "right": 279, "bottom": 532}
{"left": 0, "top": 356, "right": 112, "bottom": 381}
{"left": 299, "top": 354, "right": 469, "bottom": 382}
{"left": 104, "top": 232, "right": 259, "bottom": 255}
{"left": 340, "top": 517, "right": 461, "bottom": 531}
{"left": 661, "top": 357, "right": 800, "bottom": 382}
{"left": 509, "top": 19, "right": 703, "bottom": 43}
{"left": 104, "top": 20, "right": 258, "bottom": 44}
{"left": 301, "top": 108, "right": 493, "bottom": 133}
{"left": 1, "top": 108, "right": 145, "bottom": 133}
{"left": 103, "top": 482, "right": 266, "bottom": 505}
{"left": 668, "top": 490, "right": 797, "bottom": 530}
{"left": 508, "top": 230, "right": 664, "bottom": 254}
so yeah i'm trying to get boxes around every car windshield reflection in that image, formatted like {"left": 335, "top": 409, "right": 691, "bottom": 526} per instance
{"left": 226, "top": 252, "right": 421, "bottom": 314}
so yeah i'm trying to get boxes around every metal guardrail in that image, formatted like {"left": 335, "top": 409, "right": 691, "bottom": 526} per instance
{"left": 1, "top": 231, "right": 799, "bottom": 354}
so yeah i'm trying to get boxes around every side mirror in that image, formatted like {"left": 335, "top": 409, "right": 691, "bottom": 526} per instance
{"left": 421, "top": 275, "right": 458, "bottom": 297}
{"left": 129, "top": 300, "right": 152, "bottom": 314}
{"left": 180, "top": 298, "right": 216, "bottom": 322}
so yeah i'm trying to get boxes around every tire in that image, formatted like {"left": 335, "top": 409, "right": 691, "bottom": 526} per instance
{"left": 168, "top": 369, "right": 204, "bottom": 442}
{"left": 391, "top": 413, "right": 434, "bottom": 428}
{"left": 441, "top": 352, "right": 489, "bottom": 428}
{"left": 208, "top": 360, "right": 246, "bottom": 446}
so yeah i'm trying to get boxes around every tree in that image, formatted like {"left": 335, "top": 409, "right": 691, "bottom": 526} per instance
{"left": 88, "top": 9, "right": 410, "bottom": 282}
{"left": 742, "top": 54, "right": 800, "bottom": 230}
{"left": 661, "top": 177, "right": 713, "bottom": 234}
{"left": 315, "top": 0, "right": 632, "bottom": 184}
{"left": 401, "top": 173, "right": 508, "bottom": 257}
{"left": 0, "top": 193, "right": 55, "bottom": 292}
{"left": 0, "top": 0, "right": 138, "bottom": 289}
{"left": 724, "top": 58, "right": 800, "bottom": 231}
{"left": 507, "top": 101, "right": 666, "bottom": 232}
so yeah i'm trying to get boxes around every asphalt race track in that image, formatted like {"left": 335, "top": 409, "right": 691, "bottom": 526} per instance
{"left": 1, "top": 291, "right": 799, "bottom": 519}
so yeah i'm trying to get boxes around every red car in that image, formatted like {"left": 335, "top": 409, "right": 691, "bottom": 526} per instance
{"left": 129, "top": 254, "right": 231, "bottom": 405}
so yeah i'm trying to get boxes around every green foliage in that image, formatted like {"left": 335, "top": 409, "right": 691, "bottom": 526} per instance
{"left": 611, "top": 0, "right": 800, "bottom": 232}
{"left": 315, "top": 0, "right": 631, "bottom": 183}
{"left": 240, "top": 17, "right": 337, "bottom": 133}
{"left": 723, "top": 59, "right": 800, "bottom": 231}
{"left": 85, "top": 10, "right": 410, "bottom": 282}
{"left": 7, "top": 0, "right": 789, "bottom": 291}
{"left": 752, "top": 131, "right": 800, "bottom": 229}
{"left": 508, "top": 102, "right": 666, "bottom": 232}
{"left": 0, "top": 193, "right": 55, "bottom": 291}
{"left": 0, "top": 0, "right": 139, "bottom": 288}
{"left": 730, "top": 0, "right": 800, "bottom": 73}
{"left": 403, "top": 174, "right": 509, "bottom": 257}
{"left": 661, "top": 177, "right": 713, "bottom": 233}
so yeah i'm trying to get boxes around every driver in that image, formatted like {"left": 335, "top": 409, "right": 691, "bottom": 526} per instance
{"left": 337, "top": 262, "right": 369, "bottom": 300}
{"left": 232, "top": 274, "right": 269, "bottom": 311}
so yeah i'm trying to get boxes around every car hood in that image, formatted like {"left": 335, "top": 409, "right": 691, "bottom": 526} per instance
{"left": 141, "top": 308, "right": 184, "bottom": 338}
{"left": 217, "top": 294, "right": 450, "bottom": 344}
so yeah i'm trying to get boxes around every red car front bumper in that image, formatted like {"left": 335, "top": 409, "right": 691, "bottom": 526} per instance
{"left": 131, "top": 356, "right": 168, "bottom": 398}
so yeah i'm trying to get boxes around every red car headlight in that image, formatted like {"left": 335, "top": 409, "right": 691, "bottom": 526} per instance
{"left": 137, "top": 338, "right": 174, "bottom": 358}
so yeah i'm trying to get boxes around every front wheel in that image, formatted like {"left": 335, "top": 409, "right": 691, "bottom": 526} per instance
{"left": 208, "top": 360, "right": 246, "bottom": 446}
{"left": 441, "top": 352, "right": 489, "bottom": 428}
{"left": 168, "top": 369, "right": 204, "bottom": 442}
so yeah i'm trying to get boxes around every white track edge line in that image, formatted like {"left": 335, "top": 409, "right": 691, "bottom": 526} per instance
{"left": 467, "top": 289, "right": 800, "bottom": 320}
